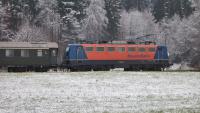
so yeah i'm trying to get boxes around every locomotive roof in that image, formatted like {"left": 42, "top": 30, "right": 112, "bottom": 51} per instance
{"left": 0, "top": 42, "right": 58, "bottom": 49}
{"left": 69, "top": 43, "right": 157, "bottom": 47}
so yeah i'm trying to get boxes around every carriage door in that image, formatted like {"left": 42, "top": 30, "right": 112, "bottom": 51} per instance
{"left": 50, "top": 49, "right": 57, "bottom": 65}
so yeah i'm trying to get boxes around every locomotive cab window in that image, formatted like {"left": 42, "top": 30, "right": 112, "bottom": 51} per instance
{"left": 85, "top": 47, "right": 93, "bottom": 52}
{"left": 96, "top": 47, "right": 104, "bottom": 52}
{"left": 117, "top": 47, "right": 125, "bottom": 52}
{"left": 128, "top": 47, "right": 136, "bottom": 52}
{"left": 149, "top": 48, "right": 156, "bottom": 52}
{"left": 107, "top": 47, "right": 115, "bottom": 52}
{"left": 138, "top": 48, "right": 146, "bottom": 52}
{"left": 21, "top": 50, "right": 29, "bottom": 57}
{"left": 6, "top": 49, "right": 14, "bottom": 57}
{"left": 37, "top": 50, "right": 43, "bottom": 57}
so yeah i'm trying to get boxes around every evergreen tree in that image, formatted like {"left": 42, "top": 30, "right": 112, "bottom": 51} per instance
{"left": 152, "top": 0, "right": 166, "bottom": 22}
{"left": 104, "top": 0, "right": 121, "bottom": 41}
{"left": 122, "top": 0, "right": 151, "bottom": 12}
{"left": 153, "top": 0, "right": 195, "bottom": 22}
{"left": 0, "top": 0, "right": 15, "bottom": 41}
{"left": 21, "top": 0, "right": 41, "bottom": 24}
{"left": 57, "top": 0, "right": 89, "bottom": 39}
{"left": 0, "top": 0, "right": 40, "bottom": 31}
{"left": 83, "top": 0, "right": 107, "bottom": 41}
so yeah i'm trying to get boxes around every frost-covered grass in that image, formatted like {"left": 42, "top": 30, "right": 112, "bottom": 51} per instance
{"left": 0, "top": 72, "right": 200, "bottom": 113}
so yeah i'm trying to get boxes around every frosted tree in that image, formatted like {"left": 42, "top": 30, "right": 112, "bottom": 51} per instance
{"left": 105, "top": 0, "right": 122, "bottom": 41}
{"left": 157, "top": 14, "right": 199, "bottom": 65}
{"left": 14, "top": 22, "right": 49, "bottom": 42}
{"left": 186, "top": 0, "right": 200, "bottom": 67}
{"left": 120, "top": 10, "right": 159, "bottom": 40}
{"left": 56, "top": 0, "right": 89, "bottom": 41}
{"left": 152, "top": 0, "right": 195, "bottom": 22}
{"left": 34, "top": 0, "right": 61, "bottom": 42}
{"left": 0, "top": 0, "right": 41, "bottom": 41}
{"left": 0, "top": 1, "right": 14, "bottom": 41}
{"left": 122, "top": 0, "right": 151, "bottom": 12}
{"left": 82, "top": 0, "right": 108, "bottom": 41}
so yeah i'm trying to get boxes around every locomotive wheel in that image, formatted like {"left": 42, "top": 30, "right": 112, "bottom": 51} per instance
{"left": 154, "top": 67, "right": 162, "bottom": 71}
{"left": 93, "top": 68, "right": 110, "bottom": 71}
{"left": 124, "top": 68, "right": 131, "bottom": 71}
{"left": 8, "top": 67, "right": 13, "bottom": 72}
{"left": 70, "top": 67, "right": 92, "bottom": 72}
{"left": 35, "top": 67, "right": 48, "bottom": 72}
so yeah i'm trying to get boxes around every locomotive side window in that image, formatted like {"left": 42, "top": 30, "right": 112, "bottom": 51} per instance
{"left": 6, "top": 49, "right": 14, "bottom": 57}
{"left": 37, "top": 50, "right": 43, "bottom": 57}
{"left": 96, "top": 47, "right": 104, "bottom": 52}
{"left": 149, "top": 48, "right": 156, "bottom": 52}
{"left": 128, "top": 47, "right": 136, "bottom": 52}
{"left": 108, "top": 47, "right": 115, "bottom": 52}
{"left": 21, "top": 50, "right": 29, "bottom": 57}
{"left": 117, "top": 47, "right": 125, "bottom": 52}
{"left": 138, "top": 48, "right": 146, "bottom": 52}
{"left": 86, "top": 47, "right": 93, "bottom": 52}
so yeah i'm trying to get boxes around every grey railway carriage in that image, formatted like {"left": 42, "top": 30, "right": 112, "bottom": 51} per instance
{"left": 0, "top": 42, "right": 58, "bottom": 72}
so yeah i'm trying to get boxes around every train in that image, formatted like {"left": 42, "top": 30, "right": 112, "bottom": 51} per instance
{"left": 0, "top": 41, "right": 171, "bottom": 72}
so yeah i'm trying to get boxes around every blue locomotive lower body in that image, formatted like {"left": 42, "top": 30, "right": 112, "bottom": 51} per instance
{"left": 65, "top": 60, "right": 170, "bottom": 71}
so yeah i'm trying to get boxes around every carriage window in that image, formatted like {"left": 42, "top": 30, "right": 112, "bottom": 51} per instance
{"left": 149, "top": 48, "right": 156, "bottom": 52}
{"left": 37, "top": 50, "right": 43, "bottom": 57}
{"left": 128, "top": 47, "right": 136, "bottom": 52}
{"left": 21, "top": 50, "right": 29, "bottom": 57}
{"left": 96, "top": 47, "right": 104, "bottom": 52}
{"left": 117, "top": 47, "right": 125, "bottom": 52}
{"left": 108, "top": 47, "right": 115, "bottom": 52}
{"left": 6, "top": 49, "right": 14, "bottom": 57}
{"left": 86, "top": 47, "right": 93, "bottom": 52}
{"left": 52, "top": 50, "right": 57, "bottom": 56}
{"left": 138, "top": 48, "right": 146, "bottom": 52}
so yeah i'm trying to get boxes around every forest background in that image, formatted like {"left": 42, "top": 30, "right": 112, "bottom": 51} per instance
{"left": 0, "top": 0, "right": 200, "bottom": 68}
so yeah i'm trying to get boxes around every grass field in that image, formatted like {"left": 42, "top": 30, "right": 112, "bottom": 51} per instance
{"left": 0, "top": 71, "right": 200, "bottom": 113}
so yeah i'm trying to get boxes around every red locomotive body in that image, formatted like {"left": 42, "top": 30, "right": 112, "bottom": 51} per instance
{"left": 82, "top": 44, "right": 157, "bottom": 61}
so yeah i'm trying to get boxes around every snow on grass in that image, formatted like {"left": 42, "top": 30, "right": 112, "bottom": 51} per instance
{"left": 0, "top": 72, "right": 200, "bottom": 113}
{"left": 167, "top": 63, "right": 197, "bottom": 71}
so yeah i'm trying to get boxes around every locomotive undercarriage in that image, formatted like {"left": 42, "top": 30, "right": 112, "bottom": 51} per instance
{"left": 66, "top": 60, "right": 170, "bottom": 72}
{"left": 67, "top": 65, "right": 165, "bottom": 72}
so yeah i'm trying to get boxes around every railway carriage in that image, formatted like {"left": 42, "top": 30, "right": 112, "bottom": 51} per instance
{"left": 0, "top": 42, "right": 58, "bottom": 72}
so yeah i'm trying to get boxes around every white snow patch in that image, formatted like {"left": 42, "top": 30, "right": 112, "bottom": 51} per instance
{"left": 0, "top": 72, "right": 200, "bottom": 113}
{"left": 168, "top": 63, "right": 196, "bottom": 71}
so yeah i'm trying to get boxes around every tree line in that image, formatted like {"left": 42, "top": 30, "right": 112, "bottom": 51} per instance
{"left": 0, "top": 0, "right": 195, "bottom": 41}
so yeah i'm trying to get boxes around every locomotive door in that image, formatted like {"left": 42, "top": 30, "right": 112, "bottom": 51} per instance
{"left": 76, "top": 46, "right": 86, "bottom": 63}
{"left": 156, "top": 46, "right": 168, "bottom": 60}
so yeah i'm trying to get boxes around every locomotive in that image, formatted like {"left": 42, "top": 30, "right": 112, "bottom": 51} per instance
{"left": 62, "top": 41, "right": 170, "bottom": 71}
{"left": 0, "top": 41, "right": 170, "bottom": 72}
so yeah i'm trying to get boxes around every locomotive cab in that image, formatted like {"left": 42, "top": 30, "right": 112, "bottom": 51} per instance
{"left": 155, "top": 46, "right": 170, "bottom": 68}
{"left": 65, "top": 44, "right": 87, "bottom": 60}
